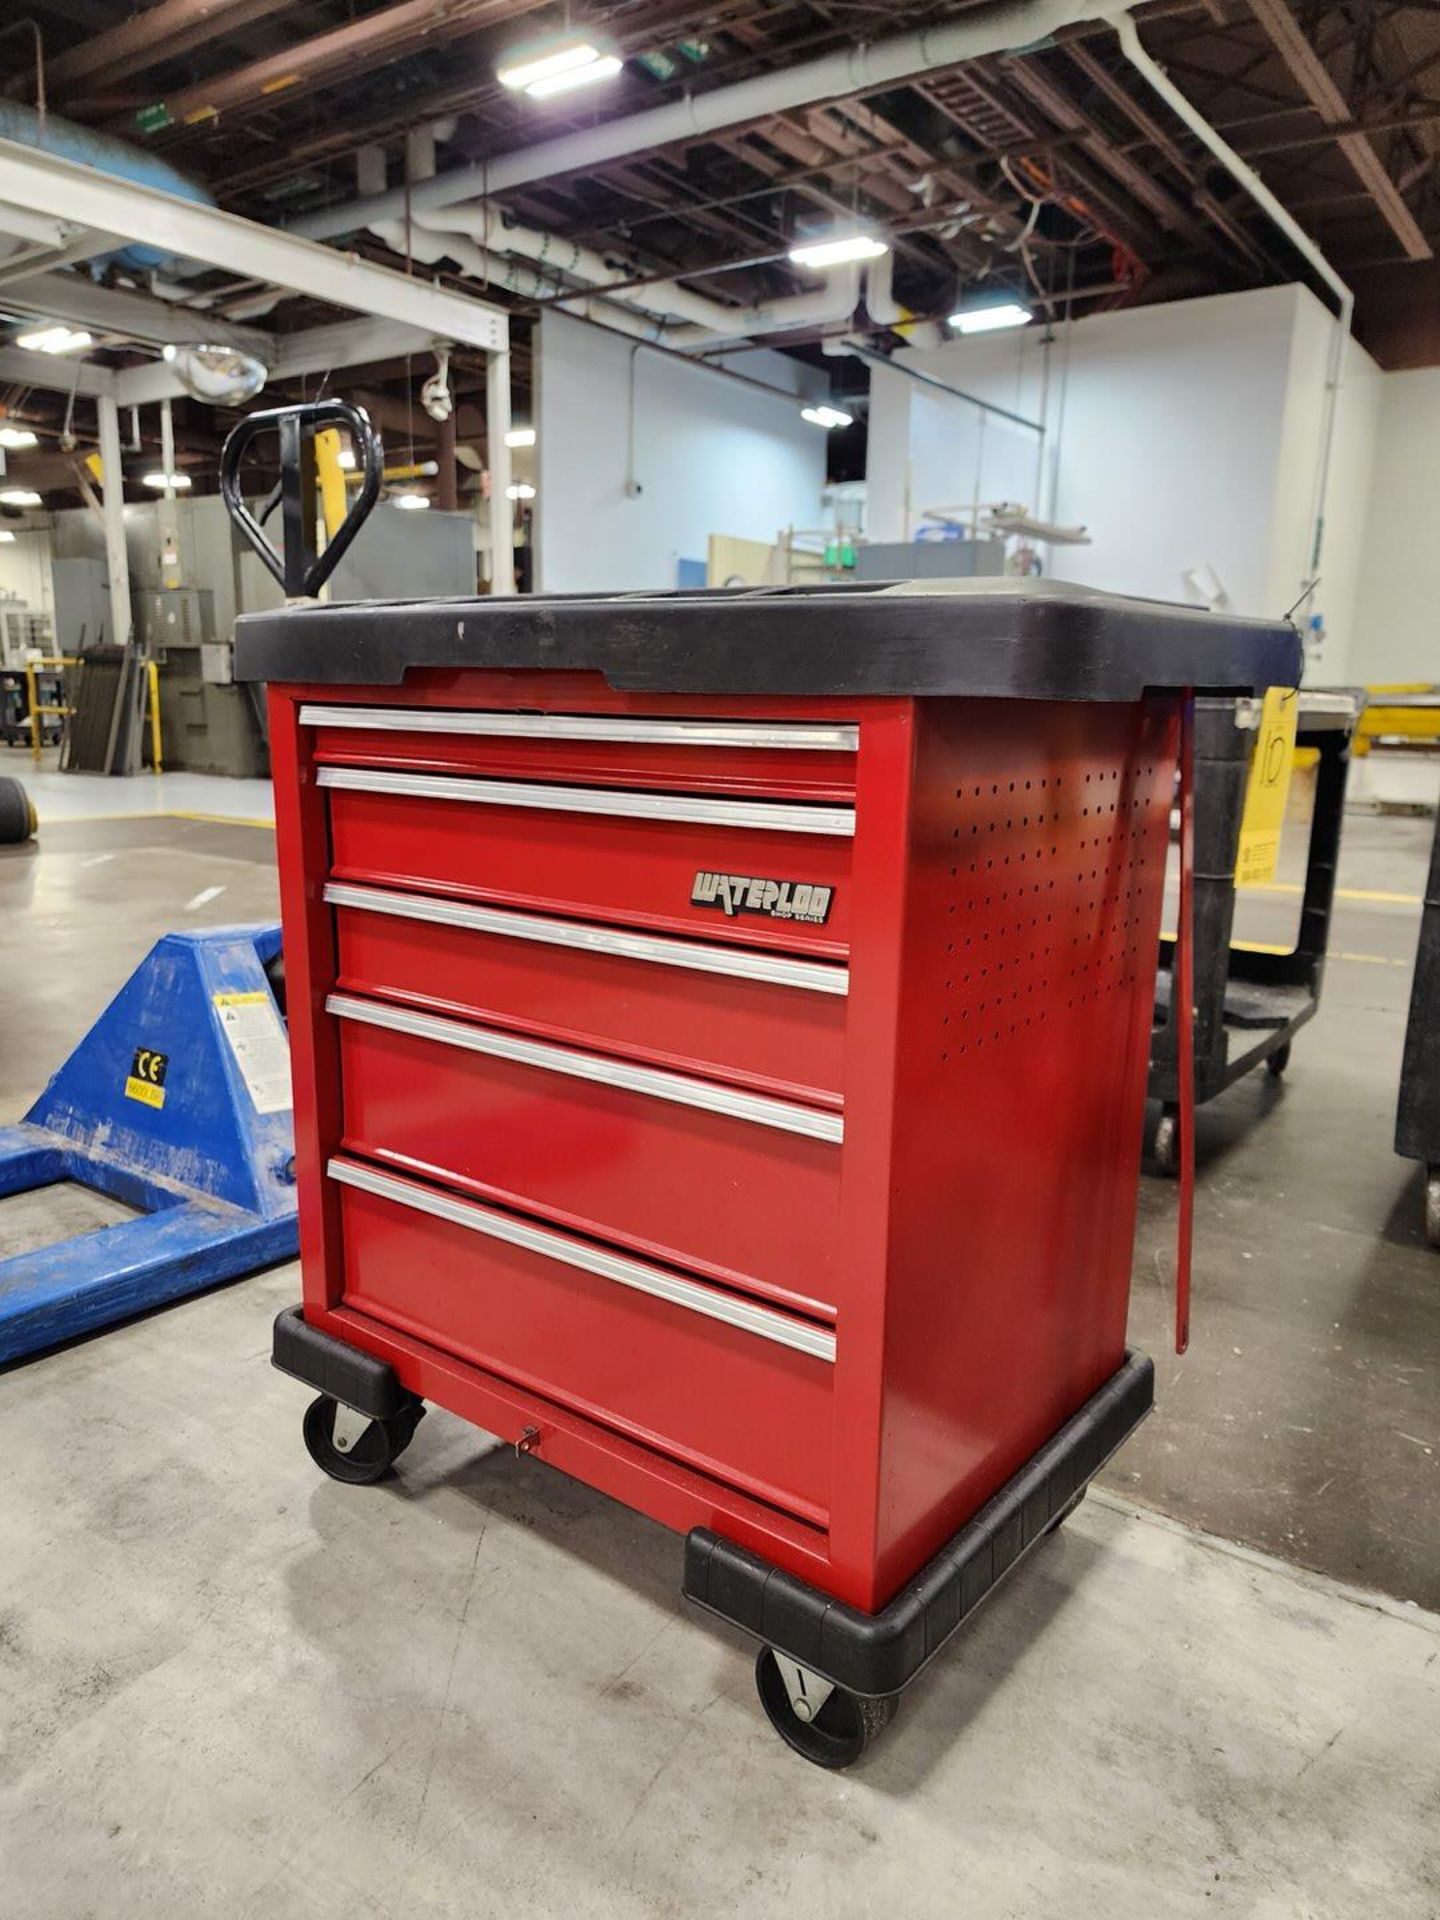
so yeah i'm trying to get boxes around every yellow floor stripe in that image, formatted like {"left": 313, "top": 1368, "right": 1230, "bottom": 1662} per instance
{"left": 35, "top": 808, "right": 274, "bottom": 830}
{"left": 1162, "top": 932, "right": 1409, "bottom": 967}
{"left": 1238, "top": 881, "right": 1421, "bottom": 906}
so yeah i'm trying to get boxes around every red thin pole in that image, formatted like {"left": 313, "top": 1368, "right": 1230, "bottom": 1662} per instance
{"left": 1175, "top": 691, "right": 1196, "bottom": 1356}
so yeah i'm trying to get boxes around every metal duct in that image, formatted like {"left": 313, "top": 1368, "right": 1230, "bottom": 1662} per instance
{"left": 294, "top": 0, "right": 1114, "bottom": 241}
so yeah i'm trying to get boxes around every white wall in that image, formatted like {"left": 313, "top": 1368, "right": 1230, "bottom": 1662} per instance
{"left": 535, "top": 312, "right": 828, "bottom": 592}
{"left": 867, "top": 286, "right": 1309, "bottom": 617}
{"left": 864, "top": 284, "right": 1425, "bottom": 687}
{"left": 1350, "top": 368, "right": 1440, "bottom": 684}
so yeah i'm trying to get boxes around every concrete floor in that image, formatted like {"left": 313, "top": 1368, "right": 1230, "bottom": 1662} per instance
{"left": 1, "top": 774, "right": 1438, "bottom": 1915}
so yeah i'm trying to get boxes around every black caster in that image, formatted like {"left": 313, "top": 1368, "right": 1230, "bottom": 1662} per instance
{"left": 1045, "top": 1488, "right": 1085, "bottom": 1535}
{"left": 0, "top": 775, "right": 36, "bottom": 844}
{"left": 302, "top": 1392, "right": 424, "bottom": 1485}
{"left": 1152, "top": 1107, "right": 1179, "bottom": 1177}
{"left": 1266, "top": 1039, "right": 1291, "bottom": 1077}
{"left": 754, "top": 1647, "right": 897, "bottom": 1769}
{"left": 1426, "top": 1168, "right": 1440, "bottom": 1250}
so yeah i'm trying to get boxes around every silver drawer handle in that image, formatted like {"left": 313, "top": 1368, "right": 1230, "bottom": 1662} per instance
{"left": 317, "top": 764, "right": 855, "bottom": 837}
{"left": 324, "top": 882, "right": 849, "bottom": 997}
{"left": 329, "top": 1155, "right": 836, "bottom": 1363}
{"left": 302, "top": 704, "right": 858, "bottom": 753}
{"left": 327, "top": 992, "right": 844, "bottom": 1144}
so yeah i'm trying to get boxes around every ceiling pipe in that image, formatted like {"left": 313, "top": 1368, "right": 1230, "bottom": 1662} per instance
{"left": 369, "top": 219, "right": 664, "bottom": 340}
{"left": 1113, "top": 12, "right": 1352, "bottom": 615}
{"left": 293, "top": 0, "right": 1115, "bottom": 241}
{"left": 397, "top": 205, "right": 864, "bottom": 346}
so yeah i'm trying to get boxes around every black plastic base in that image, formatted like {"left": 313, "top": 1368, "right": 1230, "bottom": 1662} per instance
{"left": 683, "top": 1350, "right": 1154, "bottom": 1699}
{"left": 271, "top": 1304, "right": 407, "bottom": 1418}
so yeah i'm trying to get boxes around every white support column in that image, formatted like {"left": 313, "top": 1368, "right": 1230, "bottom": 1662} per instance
{"left": 487, "top": 347, "right": 514, "bottom": 596}
{"left": 158, "top": 398, "right": 181, "bottom": 588}
{"left": 96, "top": 393, "right": 132, "bottom": 648}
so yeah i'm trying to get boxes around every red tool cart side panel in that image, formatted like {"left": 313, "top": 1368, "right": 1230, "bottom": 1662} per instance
{"left": 269, "top": 685, "right": 347, "bottom": 1312}
{"left": 862, "top": 696, "right": 1180, "bottom": 1609}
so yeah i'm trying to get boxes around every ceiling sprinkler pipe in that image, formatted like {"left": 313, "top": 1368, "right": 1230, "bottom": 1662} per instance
{"left": 1112, "top": 10, "right": 1353, "bottom": 616}
{"left": 294, "top": 0, "right": 1115, "bottom": 241}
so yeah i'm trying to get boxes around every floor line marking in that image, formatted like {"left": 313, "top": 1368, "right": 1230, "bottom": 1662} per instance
{"left": 184, "top": 884, "right": 226, "bottom": 911}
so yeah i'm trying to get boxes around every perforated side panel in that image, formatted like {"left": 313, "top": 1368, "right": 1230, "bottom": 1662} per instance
{"left": 936, "top": 754, "right": 1171, "bottom": 1067}
{"left": 861, "top": 696, "right": 1180, "bottom": 1606}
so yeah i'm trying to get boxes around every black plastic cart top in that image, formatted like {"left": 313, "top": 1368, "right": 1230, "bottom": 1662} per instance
{"left": 234, "top": 578, "right": 1300, "bottom": 699}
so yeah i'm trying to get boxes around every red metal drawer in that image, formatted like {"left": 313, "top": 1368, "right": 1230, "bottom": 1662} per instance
{"left": 321, "top": 767, "right": 852, "bottom": 957}
{"left": 331, "top": 1157, "right": 833, "bottom": 1523}
{"left": 326, "top": 882, "right": 847, "bottom": 1105}
{"left": 329, "top": 992, "right": 842, "bottom": 1318}
{"left": 303, "top": 704, "right": 857, "bottom": 802}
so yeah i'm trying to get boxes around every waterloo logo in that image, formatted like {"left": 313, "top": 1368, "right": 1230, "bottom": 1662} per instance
{"left": 691, "top": 871, "right": 834, "bottom": 925}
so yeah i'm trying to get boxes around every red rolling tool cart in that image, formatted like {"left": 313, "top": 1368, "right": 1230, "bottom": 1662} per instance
{"left": 227, "top": 405, "right": 1299, "bottom": 1768}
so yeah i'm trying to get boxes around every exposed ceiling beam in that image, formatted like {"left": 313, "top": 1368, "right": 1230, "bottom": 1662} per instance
{"left": 0, "top": 345, "right": 115, "bottom": 396}
{"left": 106, "top": 0, "right": 540, "bottom": 137}
{"left": 0, "top": 138, "right": 508, "bottom": 353}
{"left": 1247, "top": 0, "right": 1432, "bottom": 257}
{"left": 0, "top": 270, "right": 275, "bottom": 356}
{"left": 49, "top": 0, "right": 296, "bottom": 99}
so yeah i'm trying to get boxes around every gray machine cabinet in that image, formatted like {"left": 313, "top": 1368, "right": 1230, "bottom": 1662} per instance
{"left": 854, "top": 540, "right": 1008, "bottom": 581}
{"left": 326, "top": 503, "right": 477, "bottom": 602}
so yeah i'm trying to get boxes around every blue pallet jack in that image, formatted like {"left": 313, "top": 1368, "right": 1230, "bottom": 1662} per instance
{"left": 0, "top": 925, "right": 299, "bottom": 1364}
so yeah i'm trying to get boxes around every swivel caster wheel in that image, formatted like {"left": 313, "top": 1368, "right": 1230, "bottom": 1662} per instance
{"left": 1266, "top": 1039, "right": 1292, "bottom": 1077}
{"left": 754, "top": 1648, "right": 897, "bottom": 1769}
{"left": 1426, "top": 1168, "right": 1440, "bottom": 1250}
{"left": 1045, "top": 1488, "right": 1086, "bottom": 1536}
{"left": 302, "top": 1393, "right": 425, "bottom": 1485}
{"left": 1153, "top": 1108, "right": 1179, "bottom": 1177}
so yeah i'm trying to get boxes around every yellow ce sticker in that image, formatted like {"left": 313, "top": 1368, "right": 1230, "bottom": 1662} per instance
{"left": 124, "top": 1046, "right": 169, "bottom": 1110}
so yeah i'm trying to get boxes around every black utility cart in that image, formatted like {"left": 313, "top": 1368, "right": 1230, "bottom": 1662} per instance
{"left": 1150, "top": 689, "right": 1361, "bottom": 1173}
{"left": 1396, "top": 803, "right": 1440, "bottom": 1246}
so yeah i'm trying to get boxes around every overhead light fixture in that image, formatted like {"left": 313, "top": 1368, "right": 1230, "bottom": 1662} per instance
{"left": 337, "top": 447, "right": 357, "bottom": 470}
{"left": 801, "top": 404, "right": 854, "bottom": 431}
{"left": 142, "top": 471, "right": 193, "bottom": 490}
{"left": 392, "top": 491, "right": 430, "bottom": 510}
{"left": 504, "top": 427, "right": 537, "bottom": 449}
{"left": 0, "top": 487, "right": 42, "bottom": 508}
{"left": 15, "top": 325, "right": 92, "bottom": 355}
{"left": 497, "top": 35, "right": 622, "bottom": 99}
{"left": 0, "top": 426, "right": 38, "bottom": 450}
{"left": 948, "top": 300, "right": 1033, "bottom": 336}
{"left": 506, "top": 482, "right": 537, "bottom": 501}
{"left": 788, "top": 234, "right": 888, "bottom": 270}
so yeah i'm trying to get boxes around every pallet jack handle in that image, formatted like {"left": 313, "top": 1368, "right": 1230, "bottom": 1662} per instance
{"left": 220, "top": 399, "right": 384, "bottom": 599}
{"left": 1175, "top": 691, "right": 1196, "bottom": 1355}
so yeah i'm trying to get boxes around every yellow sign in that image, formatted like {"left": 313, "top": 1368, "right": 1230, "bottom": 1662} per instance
{"left": 1236, "top": 687, "right": 1299, "bottom": 888}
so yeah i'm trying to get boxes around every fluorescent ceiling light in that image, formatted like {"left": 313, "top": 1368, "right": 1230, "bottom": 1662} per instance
{"left": 526, "top": 52, "right": 622, "bottom": 97}
{"left": 788, "top": 234, "right": 888, "bottom": 270}
{"left": 504, "top": 427, "right": 537, "bottom": 449}
{"left": 15, "top": 324, "right": 92, "bottom": 355}
{"left": 142, "top": 471, "right": 193, "bottom": 490}
{"left": 337, "top": 447, "right": 357, "bottom": 470}
{"left": 506, "top": 482, "right": 537, "bottom": 501}
{"left": 0, "top": 487, "right": 42, "bottom": 508}
{"left": 0, "top": 427, "right": 38, "bottom": 450}
{"left": 0, "top": 530, "right": 15, "bottom": 544}
{"left": 392, "top": 491, "right": 430, "bottom": 510}
{"left": 497, "top": 37, "right": 621, "bottom": 98}
{"left": 801, "top": 404, "right": 854, "bottom": 431}
{"left": 948, "top": 300, "right": 1033, "bottom": 336}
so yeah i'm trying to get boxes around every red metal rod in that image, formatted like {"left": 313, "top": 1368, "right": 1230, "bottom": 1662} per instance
{"left": 1175, "top": 690, "right": 1196, "bottom": 1356}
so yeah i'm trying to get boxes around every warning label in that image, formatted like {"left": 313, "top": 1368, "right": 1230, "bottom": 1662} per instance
{"left": 125, "top": 1046, "right": 169, "bottom": 1110}
{"left": 213, "top": 990, "right": 292, "bottom": 1114}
